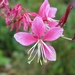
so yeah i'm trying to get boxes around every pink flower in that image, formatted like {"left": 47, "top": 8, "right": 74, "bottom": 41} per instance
{"left": 39, "top": 0, "right": 58, "bottom": 27}
{"left": 30, "top": 0, "right": 58, "bottom": 28}
{"left": 0, "top": 0, "right": 9, "bottom": 8}
{"left": 38, "top": 0, "right": 57, "bottom": 19}
{"left": 14, "top": 17, "right": 63, "bottom": 64}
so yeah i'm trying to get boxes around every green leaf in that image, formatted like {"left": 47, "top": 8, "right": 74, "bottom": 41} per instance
{"left": 0, "top": 57, "right": 11, "bottom": 66}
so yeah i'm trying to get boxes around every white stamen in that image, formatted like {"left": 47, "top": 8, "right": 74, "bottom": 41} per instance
{"left": 38, "top": 42, "right": 41, "bottom": 59}
{"left": 28, "top": 41, "right": 39, "bottom": 54}
{"left": 28, "top": 44, "right": 37, "bottom": 60}
{"left": 28, "top": 55, "right": 31, "bottom": 60}
{"left": 47, "top": 18, "right": 59, "bottom": 22}
{"left": 37, "top": 58, "right": 42, "bottom": 65}
{"left": 28, "top": 51, "right": 38, "bottom": 64}
{"left": 37, "top": 44, "right": 41, "bottom": 63}
{"left": 37, "top": 58, "right": 40, "bottom": 63}
{"left": 41, "top": 40, "right": 56, "bottom": 58}
{"left": 28, "top": 40, "right": 43, "bottom": 64}
{"left": 45, "top": 24, "right": 50, "bottom": 29}
{"left": 41, "top": 44, "right": 47, "bottom": 63}
{"left": 40, "top": 60, "right": 42, "bottom": 65}
{"left": 28, "top": 41, "right": 39, "bottom": 60}
{"left": 43, "top": 57, "right": 47, "bottom": 63}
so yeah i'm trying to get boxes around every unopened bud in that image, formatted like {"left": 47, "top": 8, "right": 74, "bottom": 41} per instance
{"left": 71, "top": 33, "right": 75, "bottom": 41}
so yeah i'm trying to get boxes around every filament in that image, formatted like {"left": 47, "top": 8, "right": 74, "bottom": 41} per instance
{"left": 28, "top": 51, "right": 38, "bottom": 64}
{"left": 41, "top": 40, "right": 56, "bottom": 59}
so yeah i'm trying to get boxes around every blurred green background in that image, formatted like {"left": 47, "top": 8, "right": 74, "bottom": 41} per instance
{"left": 0, "top": 0, "right": 75, "bottom": 75}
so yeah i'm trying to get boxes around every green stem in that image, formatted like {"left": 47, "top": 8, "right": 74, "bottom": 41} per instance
{"left": 61, "top": 35, "right": 72, "bottom": 40}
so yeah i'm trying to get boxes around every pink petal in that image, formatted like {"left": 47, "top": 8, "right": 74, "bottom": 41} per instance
{"left": 0, "top": 0, "right": 9, "bottom": 6}
{"left": 42, "top": 44, "right": 56, "bottom": 61}
{"left": 5, "top": 15, "right": 11, "bottom": 26}
{"left": 38, "top": 0, "right": 49, "bottom": 19}
{"left": 32, "top": 17, "right": 45, "bottom": 38}
{"left": 45, "top": 4, "right": 51, "bottom": 18}
{"left": 44, "top": 27, "right": 63, "bottom": 41}
{"left": 23, "top": 21, "right": 28, "bottom": 31}
{"left": 47, "top": 7, "right": 57, "bottom": 18}
{"left": 48, "top": 21, "right": 58, "bottom": 27}
{"left": 23, "top": 12, "right": 32, "bottom": 23}
{"left": 14, "top": 32, "right": 37, "bottom": 46}
{"left": 4, "top": 0, "right": 9, "bottom": 5}
{"left": 29, "top": 12, "right": 37, "bottom": 17}
{"left": 22, "top": 12, "right": 32, "bottom": 31}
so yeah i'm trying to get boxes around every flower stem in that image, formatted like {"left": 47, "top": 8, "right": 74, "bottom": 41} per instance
{"left": 61, "top": 35, "right": 71, "bottom": 40}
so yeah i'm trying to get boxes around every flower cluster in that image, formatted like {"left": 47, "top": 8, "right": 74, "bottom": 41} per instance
{"left": 0, "top": 0, "right": 75, "bottom": 64}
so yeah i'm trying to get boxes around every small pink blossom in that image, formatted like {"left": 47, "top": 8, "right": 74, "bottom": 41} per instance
{"left": 5, "top": 4, "right": 32, "bottom": 31}
{"left": 2, "top": 6, "right": 12, "bottom": 27}
{"left": 22, "top": 11, "right": 32, "bottom": 31}
{"left": 14, "top": 17, "right": 63, "bottom": 64}
{"left": 0, "top": 0, "right": 10, "bottom": 25}
{"left": 11, "top": 4, "right": 23, "bottom": 18}
{"left": 5, "top": 4, "right": 24, "bottom": 31}
{"left": 10, "top": 18, "right": 22, "bottom": 31}
{"left": 5, "top": 4, "right": 23, "bottom": 23}
{"left": 0, "top": 0, "right": 9, "bottom": 8}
